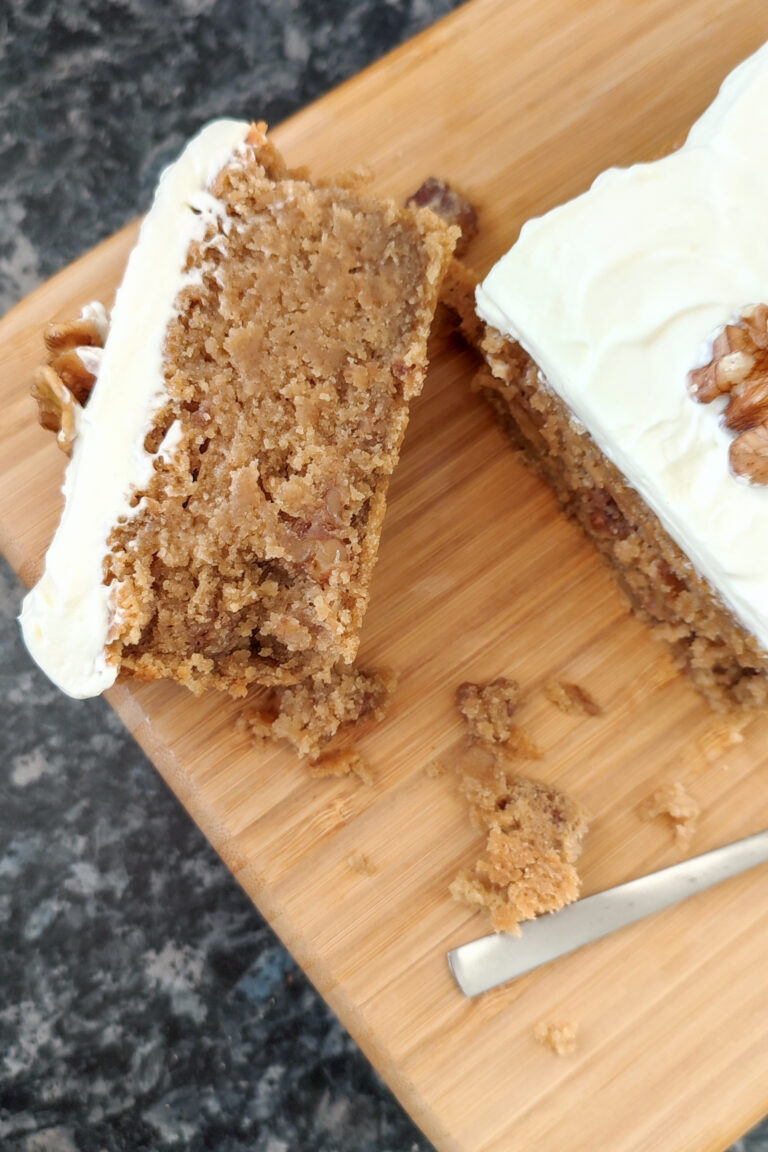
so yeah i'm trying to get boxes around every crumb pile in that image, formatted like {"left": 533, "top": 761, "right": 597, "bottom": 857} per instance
{"left": 456, "top": 677, "right": 521, "bottom": 743}
{"left": 456, "top": 677, "right": 541, "bottom": 759}
{"left": 533, "top": 1019, "right": 579, "bottom": 1055}
{"left": 450, "top": 678, "right": 589, "bottom": 934}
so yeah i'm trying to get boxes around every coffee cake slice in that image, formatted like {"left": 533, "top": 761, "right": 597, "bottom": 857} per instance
{"left": 22, "top": 121, "right": 457, "bottom": 698}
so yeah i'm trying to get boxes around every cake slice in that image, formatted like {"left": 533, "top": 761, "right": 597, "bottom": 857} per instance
{"left": 472, "top": 42, "right": 768, "bottom": 709}
{"left": 21, "top": 121, "right": 457, "bottom": 699}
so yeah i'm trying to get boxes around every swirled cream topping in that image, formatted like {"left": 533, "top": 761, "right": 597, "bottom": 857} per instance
{"left": 476, "top": 41, "right": 768, "bottom": 652}
{"left": 20, "top": 119, "right": 250, "bottom": 698}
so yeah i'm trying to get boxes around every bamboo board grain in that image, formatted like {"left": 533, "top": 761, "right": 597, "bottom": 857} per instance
{"left": 3, "top": 1, "right": 768, "bottom": 1148}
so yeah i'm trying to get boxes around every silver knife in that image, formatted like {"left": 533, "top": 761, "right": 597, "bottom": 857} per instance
{"left": 447, "top": 828, "right": 768, "bottom": 997}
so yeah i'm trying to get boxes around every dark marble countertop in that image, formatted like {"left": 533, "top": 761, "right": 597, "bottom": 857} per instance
{"left": 1, "top": 3, "right": 767, "bottom": 1151}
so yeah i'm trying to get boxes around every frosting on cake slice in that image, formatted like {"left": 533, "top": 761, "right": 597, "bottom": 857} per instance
{"left": 476, "top": 41, "right": 768, "bottom": 654}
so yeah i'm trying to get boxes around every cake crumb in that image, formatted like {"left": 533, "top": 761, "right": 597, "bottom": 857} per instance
{"left": 534, "top": 1019, "right": 579, "bottom": 1055}
{"left": 697, "top": 716, "right": 748, "bottom": 764}
{"left": 641, "top": 781, "right": 700, "bottom": 848}
{"left": 450, "top": 764, "right": 589, "bottom": 935}
{"left": 406, "top": 177, "right": 479, "bottom": 258}
{"left": 309, "top": 750, "right": 373, "bottom": 786}
{"left": 347, "top": 851, "right": 377, "bottom": 876}
{"left": 241, "top": 663, "right": 395, "bottom": 760}
{"left": 319, "top": 797, "right": 355, "bottom": 832}
{"left": 456, "top": 678, "right": 521, "bottom": 744}
{"left": 456, "top": 678, "right": 540, "bottom": 759}
{"left": 544, "top": 680, "right": 602, "bottom": 717}
{"left": 425, "top": 758, "right": 446, "bottom": 778}
{"left": 449, "top": 678, "right": 589, "bottom": 933}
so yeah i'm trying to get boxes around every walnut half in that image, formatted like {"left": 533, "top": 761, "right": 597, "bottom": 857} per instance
{"left": 32, "top": 305, "right": 107, "bottom": 455}
{"left": 688, "top": 304, "right": 768, "bottom": 483}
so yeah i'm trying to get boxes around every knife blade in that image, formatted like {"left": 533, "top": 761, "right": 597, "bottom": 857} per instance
{"left": 447, "top": 827, "right": 768, "bottom": 997}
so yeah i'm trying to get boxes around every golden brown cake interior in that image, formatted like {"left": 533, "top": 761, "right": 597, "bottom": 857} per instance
{"left": 640, "top": 781, "right": 700, "bottom": 849}
{"left": 40, "top": 125, "right": 457, "bottom": 696}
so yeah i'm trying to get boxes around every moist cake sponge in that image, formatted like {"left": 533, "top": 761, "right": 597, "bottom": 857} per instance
{"left": 22, "top": 121, "right": 457, "bottom": 699}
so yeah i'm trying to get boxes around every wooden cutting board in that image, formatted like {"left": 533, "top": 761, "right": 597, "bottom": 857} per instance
{"left": 3, "top": 1, "right": 768, "bottom": 1148}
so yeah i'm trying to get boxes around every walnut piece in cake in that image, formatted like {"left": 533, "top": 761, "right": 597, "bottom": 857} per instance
{"left": 347, "top": 851, "right": 377, "bottom": 876}
{"left": 544, "top": 680, "right": 602, "bottom": 718}
{"left": 533, "top": 1019, "right": 579, "bottom": 1055}
{"left": 456, "top": 678, "right": 521, "bottom": 744}
{"left": 640, "top": 781, "right": 700, "bottom": 849}
{"left": 689, "top": 304, "right": 768, "bottom": 482}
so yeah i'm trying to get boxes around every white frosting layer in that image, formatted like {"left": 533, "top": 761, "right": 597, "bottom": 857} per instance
{"left": 476, "top": 42, "right": 768, "bottom": 653}
{"left": 21, "top": 119, "right": 250, "bottom": 698}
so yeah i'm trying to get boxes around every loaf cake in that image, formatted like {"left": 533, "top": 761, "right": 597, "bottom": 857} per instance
{"left": 21, "top": 121, "right": 457, "bottom": 699}
{"left": 472, "top": 42, "right": 768, "bottom": 709}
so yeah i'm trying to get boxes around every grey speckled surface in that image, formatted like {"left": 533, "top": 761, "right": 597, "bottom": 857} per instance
{"left": 1, "top": 3, "right": 767, "bottom": 1151}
